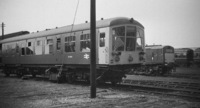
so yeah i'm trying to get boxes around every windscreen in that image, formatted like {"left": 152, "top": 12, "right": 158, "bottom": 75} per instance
{"left": 112, "top": 26, "right": 144, "bottom": 52}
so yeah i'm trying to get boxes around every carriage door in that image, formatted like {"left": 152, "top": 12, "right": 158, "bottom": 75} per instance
{"left": 55, "top": 35, "right": 62, "bottom": 64}
{"left": 98, "top": 28, "right": 108, "bottom": 64}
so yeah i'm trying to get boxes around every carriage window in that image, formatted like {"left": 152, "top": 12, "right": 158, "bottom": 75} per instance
{"left": 100, "top": 33, "right": 105, "bottom": 47}
{"left": 57, "top": 38, "right": 61, "bottom": 51}
{"left": 27, "top": 41, "right": 34, "bottom": 55}
{"left": 65, "top": 36, "right": 76, "bottom": 52}
{"left": 80, "top": 34, "right": 90, "bottom": 52}
{"left": 28, "top": 42, "right": 31, "bottom": 47}
{"left": 112, "top": 26, "right": 125, "bottom": 51}
{"left": 45, "top": 39, "right": 53, "bottom": 54}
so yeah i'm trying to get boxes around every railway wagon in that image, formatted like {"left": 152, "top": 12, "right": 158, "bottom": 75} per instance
{"left": 0, "top": 17, "right": 145, "bottom": 84}
{"left": 174, "top": 48, "right": 194, "bottom": 67}
{"left": 144, "top": 45, "right": 175, "bottom": 75}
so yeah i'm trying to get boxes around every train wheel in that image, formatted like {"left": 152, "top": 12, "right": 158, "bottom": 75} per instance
{"left": 31, "top": 72, "right": 36, "bottom": 78}
{"left": 111, "top": 81, "right": 117, "bottom": 86}
{"left": 66, "top": 74, "right": 75, "bottom": 84}
{"left": 56, "top": 76, "right": 63, "bottom": 84}
{"left": 49, "top": 72, "right": 62, "bottom": 83}
{"left": 16, "top": 70, "right": 23, "bottom": 78}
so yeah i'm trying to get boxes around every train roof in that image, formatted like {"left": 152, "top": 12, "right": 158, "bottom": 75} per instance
{"left": 145, "top": 45, "right": 174, "bottom": 49}
{"left": 0, "top": 17, "right": 144, "bottom": 44}
{"left": 0, "top": 31, "right": 30, "bottom": 40}
{"left": 174, "top": 48, "right": 194, "bottom": 52}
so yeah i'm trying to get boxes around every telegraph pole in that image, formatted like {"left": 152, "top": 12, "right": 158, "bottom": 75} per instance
{"left": 1, "top": 22, "right": 5, "bottom": 39}
{"left": 90, "top": 0, "right": 96, "bottom": 98}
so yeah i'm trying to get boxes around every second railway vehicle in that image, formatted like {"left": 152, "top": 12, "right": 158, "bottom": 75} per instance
{"left": 174, "top": 47, "right": 200, "bottom": 67}
{"left": 145, "top": 45, "right": 175, "bottom": 75}
{"left": 0, "top": 17, "right": 145, "bottom": 84}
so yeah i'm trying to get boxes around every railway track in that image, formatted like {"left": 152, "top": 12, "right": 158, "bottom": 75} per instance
{"left": 1, "top": 72, "right": 200, "bottom": 100}
{"left": 169, "top": 73, "right": 200, "bottom": 80}
{"left": 120, "top": 79, "right": 200, "bottom": 100}
{"left": 127, "top": 73, "right": 200, "bottom": 80}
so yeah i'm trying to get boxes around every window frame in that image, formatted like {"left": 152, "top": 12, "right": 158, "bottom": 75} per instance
{"left": 56, "top": 37, "right": 61, "bottom": 51}
{"left": 112, "top": 25, "right": 144, "bottom": 52}
{"left": 126, "top": 26, "right": 137, "bottom": 51}
{"left": 80, "top": 33, "right": 91, "bottom": 52}
{"left": 99, "top": 33, "right": 105, "bottom": 47}
{"left": 64, "top": 35, "right": 76, "bottom": 53}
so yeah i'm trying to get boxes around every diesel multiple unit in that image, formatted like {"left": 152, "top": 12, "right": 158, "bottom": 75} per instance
{"left": 0, "top": 17, "right": 145, "bottom": 84}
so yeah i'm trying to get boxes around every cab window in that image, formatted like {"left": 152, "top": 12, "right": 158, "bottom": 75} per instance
{"left": 112, "top": 26, "right": 125, "bottom": 51}
{"left": 136, "top": 28, "right": 144, "bottom": 51}
{"left": 126, "top": 26, "right": 136, "bottom": 51}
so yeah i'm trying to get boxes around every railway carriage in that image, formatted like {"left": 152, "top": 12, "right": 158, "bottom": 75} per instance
{"left": 174, "top": 48, "right": 194, "bottom": 66}
{"left": 193, "top": 48, "right": 200, "bottom": 65}
{"left": 174, "top": 47, "right": 200, "bottom": 67}
{"left": 0, "top": 17, "right": 145, "bottom": 84}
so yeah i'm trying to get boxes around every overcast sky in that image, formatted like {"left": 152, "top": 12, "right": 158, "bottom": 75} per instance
{"left": 0, "top": 0, "right": 200, "bottom": 48}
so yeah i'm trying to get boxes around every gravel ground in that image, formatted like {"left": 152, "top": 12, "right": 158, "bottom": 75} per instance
{"left": 0, "top": 73, "right": 200, "bottom": 108}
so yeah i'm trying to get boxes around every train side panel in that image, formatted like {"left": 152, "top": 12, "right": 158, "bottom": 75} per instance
{"left": 145, "top": 48, "right": 163, "bottom": 64}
